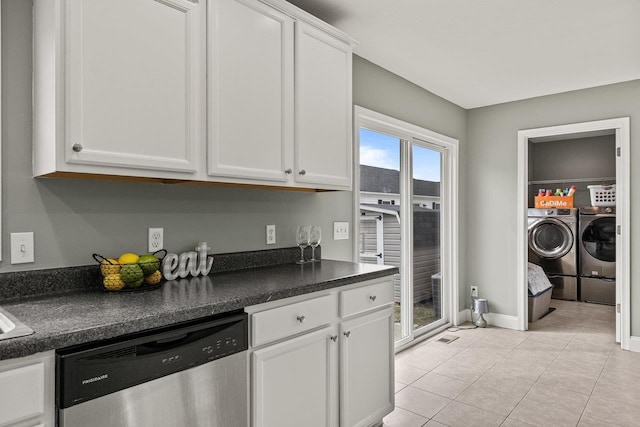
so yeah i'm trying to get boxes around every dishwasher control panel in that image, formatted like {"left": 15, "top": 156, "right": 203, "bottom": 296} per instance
{"left": 56, "top": 311, "right": 248, "bottom": 409}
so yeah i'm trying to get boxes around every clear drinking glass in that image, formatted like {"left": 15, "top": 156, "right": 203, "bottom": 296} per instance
{"left": 309, "top": 225, "right": 322, "bottom": 262}
{"left": 296, "top": 225, "right": 310, "bottom": 264}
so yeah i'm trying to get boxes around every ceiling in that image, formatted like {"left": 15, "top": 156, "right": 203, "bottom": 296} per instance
{"left": 286, "top": 0, "right": 640, "bottom": 109}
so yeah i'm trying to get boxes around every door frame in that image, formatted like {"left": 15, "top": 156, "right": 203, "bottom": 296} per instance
{"left": 516, "top": 117, "right": 630, "bottom": 349}
{"left": 352, "top": 106, "right": 460, "bottom": 345}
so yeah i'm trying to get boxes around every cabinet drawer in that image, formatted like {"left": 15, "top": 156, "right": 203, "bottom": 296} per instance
{"left": 340, "top": 280, "right": 393, "bottom": 318}
{"left": 0, "top": 362, "right": 45, "bottom": 425}
{"left": 252, "top": 294, "right": 335, "bottom": 347}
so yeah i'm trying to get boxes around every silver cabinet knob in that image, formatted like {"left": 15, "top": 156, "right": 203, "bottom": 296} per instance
{"left": 285, "top": 168, "right": 293, "bottom": 174}
{"left": 330, "top": 335, "right": 338, "bottom": 342}
{"left": 298, "top": 169, "right": 306, "bottom": 175}
{"left": 369, "top": 295, "right": 377, "bottom": 301}
{"left": 343, "top": 331, "right": 351, "bottom": 338}
{"left": 296, "top": 315, "right": 306, "bottom": 323}
{"left": 72, "top": 143, "right": 83, "bottom": 152}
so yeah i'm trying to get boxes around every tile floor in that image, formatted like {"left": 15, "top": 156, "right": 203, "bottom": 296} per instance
{"left": 384, "top": 299, "right": 640, "bottom": 426}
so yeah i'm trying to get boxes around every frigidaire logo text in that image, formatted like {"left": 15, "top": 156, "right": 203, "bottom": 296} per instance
{"left": 82, "top": 374, "right": 108, "bottom": 385}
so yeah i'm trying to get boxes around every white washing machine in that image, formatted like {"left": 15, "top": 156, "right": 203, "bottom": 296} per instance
{"left": 528, "top": 208, "right": 578, "bottom": 300}
{"left": 579, "top": 206, "right": 616, "bottom": 305}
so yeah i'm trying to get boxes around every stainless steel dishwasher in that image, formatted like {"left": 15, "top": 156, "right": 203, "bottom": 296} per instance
{"left": 56, "top": 311, "right": 248, "bottom": 427}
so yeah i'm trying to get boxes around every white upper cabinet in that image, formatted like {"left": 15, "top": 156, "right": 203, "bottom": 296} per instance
{"left": 34, "top": 0, "right": 205, "bottom": 179}
{"left": 295, "top": 22, "right": 353, "bottom": 190}
{"left": 33, "top": 0, "right": 353, "bottom": 190}
{"left": 208, "top": 0, "right": 294, "bottom": 183}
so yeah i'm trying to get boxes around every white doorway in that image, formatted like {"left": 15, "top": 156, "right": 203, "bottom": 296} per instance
{"left": 516, "top": 117, "right": 630, "bottom": 349}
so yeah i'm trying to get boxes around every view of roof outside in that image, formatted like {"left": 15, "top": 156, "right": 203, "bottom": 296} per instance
{"left": 359, "top": 128, "right": 441, "bottom": 182}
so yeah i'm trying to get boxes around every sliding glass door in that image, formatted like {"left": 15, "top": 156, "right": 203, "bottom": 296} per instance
{"left": 356, "top": 113, "right": 455, "bottom": 348}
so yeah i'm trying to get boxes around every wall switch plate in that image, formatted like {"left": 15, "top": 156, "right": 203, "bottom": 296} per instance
{"left": 11, "top": 232, "right": 34, "bottom": 264}
{"left": 148, "top": 228, "right": 164, "bottom": 252}
{"left": 470, "top": 286, "right": 478, "bottom": 298}
{"left": 333, "top": 221, "right": 349, "bottom": 240}
{"left": 266, "top": 225, "right": 276, "bottom": 245}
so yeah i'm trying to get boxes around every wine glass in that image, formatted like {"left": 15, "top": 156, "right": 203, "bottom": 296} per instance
{"left": 309, "top": 225, "right": 322, "bottom": 262}
{"left": 296, "top": 226, "right": 310, "bottom": 264}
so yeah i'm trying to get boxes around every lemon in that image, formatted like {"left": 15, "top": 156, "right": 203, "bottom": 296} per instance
{"left": 120, "top": 263, "right": 144, "bottom": 284}
{"left": 118, "top": 252, "right": 139, "bottom": 265}
{"left": 100, "top": 258, "right": 121, "bottom": 276}
{"left": 103, "top": 273, "right": 125, "bottom": 291}
{"left": 144, "top": 270, "right": 162, "bottom": 285}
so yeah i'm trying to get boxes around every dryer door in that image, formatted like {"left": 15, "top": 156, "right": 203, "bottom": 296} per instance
{"left": 529, "top": 218, "right": 573, "bottom": 259}
{"left": 581, "top": 217, "right": 616, "bottom": 262}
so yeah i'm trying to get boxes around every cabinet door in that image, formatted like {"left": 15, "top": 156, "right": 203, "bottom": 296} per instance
{"left": 65, "top": 0, "right": 204, "bottom": 173}
{"left": 295, "top": 22, "right": 352, "bottom": 190}
{"left": 208, "top": 0, "right": 294, "bottom": 182}
{"left": 340, "top": 307, "right": 394, "bottom": 427}
{"left": 252, "top": 327, "right": 338, "bottom": 427}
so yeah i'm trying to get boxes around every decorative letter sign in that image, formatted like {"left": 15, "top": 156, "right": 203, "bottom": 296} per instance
{"left": 163, "top": 242, "right": 214, "bottom": 281}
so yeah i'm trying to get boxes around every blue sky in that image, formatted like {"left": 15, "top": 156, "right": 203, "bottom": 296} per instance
{"left": 359, "top": 129, "right": 441, "bottom": 182}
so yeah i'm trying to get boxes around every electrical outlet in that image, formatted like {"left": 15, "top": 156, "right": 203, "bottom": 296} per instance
{"left": 333, "top": 221, "right": 349, "bottom": 240}
{"left": 266, "top": 225, "right": 276, "bottom": 245}
{"left": 11, "top": 232, "right": 34, "bottom": 264}
{"left": 148, "top": 228, "right": 164, "bottom": 252}
{"left": 470, "top": 286, "right": 478, "bottom": 298}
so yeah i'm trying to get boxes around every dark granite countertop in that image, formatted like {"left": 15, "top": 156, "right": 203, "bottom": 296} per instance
{"left": 0, "top": 260, "right": 397, "bottom": 360}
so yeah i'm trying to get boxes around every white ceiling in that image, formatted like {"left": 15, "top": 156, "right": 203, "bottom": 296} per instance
{"left": 286, "top": 0, "right": 640, "bottom": 109}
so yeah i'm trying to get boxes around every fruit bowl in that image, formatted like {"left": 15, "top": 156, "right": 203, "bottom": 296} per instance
{"left": 93, "top": 250, "right": 166, "bottom": 292}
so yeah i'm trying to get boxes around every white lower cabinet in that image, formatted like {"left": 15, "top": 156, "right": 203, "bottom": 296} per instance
{"left": 248, "top": 278, "right": 394, "bottom": 427}
{"left": 252, "top": 327, "right": 338, "bottom": 427}
{"left": 340, "top": 307, "right": 394, "bottom": 427}
{"left": 0, "top": 352, "right": 54, "bottom": 427}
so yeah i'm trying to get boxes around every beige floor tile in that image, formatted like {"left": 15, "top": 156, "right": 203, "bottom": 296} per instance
{"left": 509, "top": 396, "right": 583, "bottom": 427}
{"left": 500, "top": 419, "right": 537, "bottom": 427}
{"left": 455, "top": 382, "right": 524, "bottom": 416}
{"left": 395, "top": 382, "right": 408, "bottom": 393}
{"left": 524, "top": 382, "right": 589, "bottom": 412}
{"left": 432, "top": 401, "right": 505, "bottom": 427}
{"left": 395, "top": 386, "right": 451, "bottom": 419}
{"left": 382, "top": 407, "right": 429, "bottom": 427}
{"left": 582, "top": 396, "right": 640, "bottom": 427}
{"left": 432, "top": 357, "right": 494, "bottom": 383}
{"left": 424, "top": 421, "right": 448, "bottom": 427}
{"left": 474, "top": 369, "right": 533, "bottom": 398}
{"left": 488, "top": 358, "right": 547, "bottom": 384}
{"left": 549, "top": 356, "right": 606, "bottom": 378}
{"left": 577, "top": 414, "right": 623, "bottom": 427}
{"left": 396, "top": 361, "right": 429, "bottom": 385}
{"left": 590, "top": 379, "right": 640, "bottom": 409}
{"left": 397, "top": 350, "right": 447, "bottom": 372}
{"left": 412, "top": 371, "right": 471, "bottom": 399}
{"left": 537, "top": 367, "right": 598, "bottom": 395}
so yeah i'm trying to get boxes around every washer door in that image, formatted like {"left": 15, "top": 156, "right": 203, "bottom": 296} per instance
{"left": 529, "top": 218, "right": 573, "bottom": 259}
{"left": 582, "top": 217, "right": 616, "bottom": 262}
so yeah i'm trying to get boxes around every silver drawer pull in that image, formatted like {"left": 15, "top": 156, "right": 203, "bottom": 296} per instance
{"left": 330, "top": 335, "right": 338, "bottom": 342}
{"left": 343, "top": 331, "right": 351, "bottom": 338}
{"left": 298, "top": 169, "right": 306, "bottom": 175}
{"left": 296, "top": 315, "right": 306, "bottom": 323}
{"left": 369, "top": 295, "right": 377, "bottom": 301}
{"left": 285, "top": 168, "right": 292, "bottom": 174}
{"left": 72, "top": 143, "right": 83, "bottom": 152}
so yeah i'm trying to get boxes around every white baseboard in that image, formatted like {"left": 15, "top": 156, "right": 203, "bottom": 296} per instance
{"left": 628, "top": 336, "right": 640, "bottom": 352}
{"left": 484, "top": 313, "right": 519, "bottom": 330}
{"left": 458, "top": 309, "right": 519, "bottom": 330}
{"left": 457, "top": 309, "right": 471, "bottom": 324}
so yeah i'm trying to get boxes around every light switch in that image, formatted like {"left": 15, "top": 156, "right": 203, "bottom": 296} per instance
{"left": 11, "top": 232, "right": 35, "bottom": 264}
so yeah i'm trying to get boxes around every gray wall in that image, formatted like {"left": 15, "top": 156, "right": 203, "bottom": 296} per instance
{"left": 352, "top": 56, "right": 468, "bottom": 309}
{"left": 1, "top": 0, "right": 353, "bottom": 272}
{"left": 2, "top": 0, "right": 468, "bottom": 306}
{"left": 467, "top": 80, "right": 640, "bottom": 333}
{"left": 528, "top": 135, "right": 616, "bottom": 207}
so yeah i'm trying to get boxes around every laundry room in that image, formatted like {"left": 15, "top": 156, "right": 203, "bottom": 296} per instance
{"left": 526, "top": 131, "right": 617, "bottom": 330}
